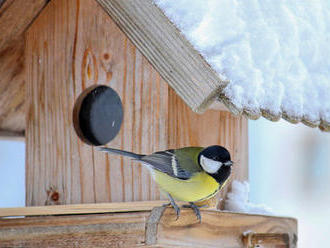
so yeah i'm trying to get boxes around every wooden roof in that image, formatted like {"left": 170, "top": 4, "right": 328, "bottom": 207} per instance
{"left": 0, "top": 0, "right": 329, "bottom": 134}
{"left": 0, "top": 0, "right": 48, "bottom": 135}
{"left": 97, "top": 0, "right": 330, "bottom": 131}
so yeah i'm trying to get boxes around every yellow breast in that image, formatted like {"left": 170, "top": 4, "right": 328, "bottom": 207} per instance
{"left": 153, "top": 170, "right": 220, "bottom": 203}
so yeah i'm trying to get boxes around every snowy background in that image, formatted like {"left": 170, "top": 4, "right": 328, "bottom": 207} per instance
{"left": 249, "top": 118, "right": 330, "bottom": 247}
{"left": 1, "top": 119, "right": 329, "bottom": 247}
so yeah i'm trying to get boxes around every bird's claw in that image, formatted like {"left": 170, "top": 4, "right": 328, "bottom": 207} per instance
{"left": 173, "top": 204, "right": 181, "bottom": 220}
{"left": 183, "top": 202, "right": 202, "bottom": 222}
{"left": 165, "top": 194, "right": 181, "bottom": 220}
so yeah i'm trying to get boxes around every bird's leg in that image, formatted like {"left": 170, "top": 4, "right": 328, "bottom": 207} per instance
{"left": 182, "top": 202, "right": 202, "bottom": 222}
{"left": 163, "top": 193, "right": 180, "bottom": 220}
{"left": 189, "top": 202, "right": 201, "bottom": 222}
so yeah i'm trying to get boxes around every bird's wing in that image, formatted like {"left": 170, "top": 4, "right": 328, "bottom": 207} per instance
{"left": 139, "top": 147, "right": 203, "bottom": 180}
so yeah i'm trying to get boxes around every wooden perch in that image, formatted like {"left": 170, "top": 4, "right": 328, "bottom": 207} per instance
{"left": 0, "top": 202, "right": 297, "bottom": 248}
{"left": 0, "top": 201, "right": 167, "bottom": 217}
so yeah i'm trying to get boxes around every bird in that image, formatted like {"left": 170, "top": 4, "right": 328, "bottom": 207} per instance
{"left": 97, "top": 145, "right": 233, "bottom": 221}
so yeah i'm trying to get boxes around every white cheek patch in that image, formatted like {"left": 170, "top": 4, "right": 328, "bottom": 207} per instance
{"left": 200, "top": 155, "right": 222, "bottom": 174}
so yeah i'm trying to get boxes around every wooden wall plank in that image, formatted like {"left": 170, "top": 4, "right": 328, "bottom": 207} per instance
{"left": 96, "top": 0, "right": 228, "bottom": 113}
{"left": 25, "top": 0, "right": 168, "bottom": 206}
{"left": 168, "top": 88, "right": 248, "bottom": 209}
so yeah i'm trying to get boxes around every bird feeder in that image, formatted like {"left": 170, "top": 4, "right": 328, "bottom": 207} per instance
{"left": 0, "top": 0, "right": 298, "bottom": 247}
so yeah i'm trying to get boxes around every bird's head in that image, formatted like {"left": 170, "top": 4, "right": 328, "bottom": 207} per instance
{"left": 198, "top": 145, "right": 233, "bottom": 184}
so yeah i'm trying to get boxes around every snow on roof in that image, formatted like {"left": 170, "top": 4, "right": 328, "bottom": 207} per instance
{"left": 154, "top": 0, "right": 330, "bottom": 130}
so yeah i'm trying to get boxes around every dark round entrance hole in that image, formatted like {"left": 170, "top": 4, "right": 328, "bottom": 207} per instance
{"left": 73, "top": 85, "right": 123, "bottom": 146}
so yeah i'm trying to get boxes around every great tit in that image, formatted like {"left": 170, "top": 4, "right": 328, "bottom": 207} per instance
{"left": 98, "top": 145, "right": 233, "bottom": 221}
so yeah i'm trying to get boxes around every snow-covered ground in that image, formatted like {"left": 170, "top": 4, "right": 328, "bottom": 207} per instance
{"left": 155, "top": 0, "right": 330, "bottom": 125}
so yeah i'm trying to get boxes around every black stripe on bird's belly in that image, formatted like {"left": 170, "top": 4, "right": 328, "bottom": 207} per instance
{"left": 196, "top": 167, "right": 232, "bottom": 203}
{"left": 198, "top": 185, "right": 221, "bottom": 202}
{"left": 197, "top": 176, "right": 230, "bottom": 202}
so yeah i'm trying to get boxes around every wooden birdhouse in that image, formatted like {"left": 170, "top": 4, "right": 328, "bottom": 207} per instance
{"left": 0, "top": 0, "right": 313, "bottom": 247}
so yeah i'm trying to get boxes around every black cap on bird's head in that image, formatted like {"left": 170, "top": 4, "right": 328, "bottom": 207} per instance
{"left": 198, "top": 145, "right": 233, "bottom": 184}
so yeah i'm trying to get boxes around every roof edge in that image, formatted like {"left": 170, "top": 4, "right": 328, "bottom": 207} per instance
{"left": 96, "top": 0, "right": 228, "bottom": 112}
{"left": 219, "top": 95, "right": 330, "bottom": 132}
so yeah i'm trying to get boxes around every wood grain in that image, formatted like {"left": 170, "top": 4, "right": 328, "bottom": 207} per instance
{"left": 25, "top": 0, "right": 247, "bottom": 209}
{"left": 157, "top": 208, "right": 297, "bottom": 248}
{"left": 0, "top": 37, "right": 26, "bottom": 133}
{"left": 25, "top": 0, "right": 168, "bottom": 206}
{"left": 0, "top": 212, "right": 149, "bottom": 248}
{"left": 0, "top": 0, "right": 48, "bottom": 51}
{"left": 242, "top": 232, "right": 291, "bottom": 247}
{"left": 0, "top": 201, "right": 167, "bottom": 217}
{"left": 96, "top": 0, "right": 228, "bottom": 113}
{"left": 0, "top": 205, "right": 297, "bottom": 248}
{"left": 168, "top": 88, "right": 249, "bottom": 209}
{"left": 209, "top": 100, "right": 229, "bottom": 112}
{"left": 0, "top": 0, "right": 48, "bottom": 135}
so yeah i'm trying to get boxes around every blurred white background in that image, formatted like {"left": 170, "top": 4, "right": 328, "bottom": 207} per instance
{"left": 0, "top": 140, "right": 25, "bottom": 207}
{"left": 249, "top": 118, "right": 330, "bottom": 247}
{"left": 0, "top": 118, "right": 330, "bottom": 247}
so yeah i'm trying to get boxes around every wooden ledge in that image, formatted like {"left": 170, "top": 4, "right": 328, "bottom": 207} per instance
{"left": 0, "top": 201, "right": 168, "bottom": 218}
{"left": 0, "top": 202, "right": 297, "bottom": 247}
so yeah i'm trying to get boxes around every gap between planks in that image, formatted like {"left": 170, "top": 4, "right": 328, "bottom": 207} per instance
{"left": 0, "top": 200, "right": 168, "bottom": 218}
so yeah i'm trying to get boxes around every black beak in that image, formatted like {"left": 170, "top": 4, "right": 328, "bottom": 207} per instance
{"left": 224, "top": 161, "right": 233, "bottom": 167}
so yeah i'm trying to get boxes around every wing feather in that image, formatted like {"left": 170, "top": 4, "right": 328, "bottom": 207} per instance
{"left": 138, "top": 148, "right": 202, "bottom": 180}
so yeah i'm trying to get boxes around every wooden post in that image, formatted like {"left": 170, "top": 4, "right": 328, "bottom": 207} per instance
{"left": 25, "top": 0, "right": 248, "bottom": 206}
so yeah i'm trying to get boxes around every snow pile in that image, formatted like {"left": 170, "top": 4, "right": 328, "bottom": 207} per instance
{"left": 154, "top": 0, "right": 330, "bottom": 124}
{"left": 224, "top": 180, "right": 272, "bottom": 215}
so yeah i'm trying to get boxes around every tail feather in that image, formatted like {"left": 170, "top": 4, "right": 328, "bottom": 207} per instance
{"left": 97, "top": 147, "right": 144, "bottom": 160}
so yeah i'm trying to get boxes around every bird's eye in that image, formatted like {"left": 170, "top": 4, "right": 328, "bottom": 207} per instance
{"left": 200, "top": 155, "right": 222, "bottom": 174}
